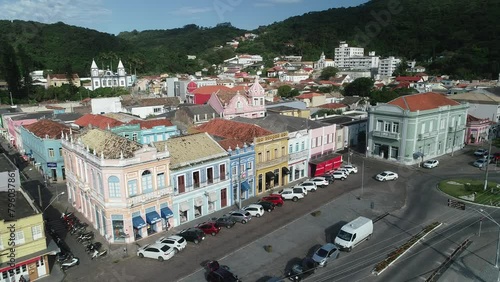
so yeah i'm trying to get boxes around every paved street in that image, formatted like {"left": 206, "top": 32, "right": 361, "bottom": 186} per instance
{"left": 4, "top": 133, "right": 500, "bottom": 282}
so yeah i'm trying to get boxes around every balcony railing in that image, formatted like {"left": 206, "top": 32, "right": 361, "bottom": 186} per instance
{"left": 289, "top": 150, "right": 309, "bottom": 162}
{"left": 372, "top": 130, "right": 400, "bottom": 140}
{"left": 174, "top": 177, "right": 230, "bottom": 195}
{"left": 256, "top": 155, "right": 289, "bottom": 170}
{"left": 127, "top": 186, "right": 173, "bottom": 206}
{"left": 448, "top": 125, "right": 465, "bottom": 132}
{"left": 418, "top": 131, "right": 438, "bottom": 140}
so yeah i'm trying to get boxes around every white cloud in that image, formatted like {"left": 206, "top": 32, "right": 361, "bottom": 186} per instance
{"left": 0, "top": 0, "right": 111, "bottom": 26}
{"left": 170, "top": 6, "right": 212, "bottom": 16}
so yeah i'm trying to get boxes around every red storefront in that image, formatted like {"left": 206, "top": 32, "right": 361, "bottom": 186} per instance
{"left": 309, "top": 153, "right": 343, "bottom": 176}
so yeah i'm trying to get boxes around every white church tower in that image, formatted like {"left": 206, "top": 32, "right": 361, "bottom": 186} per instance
{"left": 90, "top": 59, "right": 132, "bottom": 91}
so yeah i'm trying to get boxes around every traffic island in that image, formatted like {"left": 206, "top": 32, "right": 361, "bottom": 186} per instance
{"left": 372, "top": 222, "right": 441, "bottom": 276}
{"left": 438, "top": 179, "right": 500, "bottom": 206}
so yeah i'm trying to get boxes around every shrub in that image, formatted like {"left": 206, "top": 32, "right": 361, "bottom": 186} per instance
{"left": 264, "top": 245, "right": 273, "bottom": 252}
{"left": 311, "top": 211, "right": 321, "bottom": 217}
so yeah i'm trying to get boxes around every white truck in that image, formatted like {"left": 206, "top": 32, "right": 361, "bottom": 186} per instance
{"left": 334, "top": 216, "right": 373, "bottom": 252}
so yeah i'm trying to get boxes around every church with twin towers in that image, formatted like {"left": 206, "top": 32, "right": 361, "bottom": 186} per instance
{"left": 90, "top": 59, "right": 136, "bottom": 91}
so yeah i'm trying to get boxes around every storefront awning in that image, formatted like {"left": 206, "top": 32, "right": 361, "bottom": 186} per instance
{"left": 282, "top": 167, "right": 290, "bottom": 175}
{"left": 241, "top": 180, "right": 250, "bottom": 192}
{"left": 160, "top": 207, "right": 173, "bottom": 219}
{"left": 265, "top": 171, "right": 275, "bottom": 181}
{"left": 194, "top": 197, "right": 203, "bottom": 207}
{"left": 146, "top": 211, "right": 162, "bottom": 224}
{"left": 208, "top": 191, "right": 218, "bottom": 202}
{"left": 132, "top": 216, "right": 147, "bottom": 229}
{"left": 179, "top": 202, "right": 190, "bottom": 212}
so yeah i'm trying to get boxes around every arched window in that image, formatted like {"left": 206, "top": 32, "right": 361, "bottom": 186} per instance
{"left": 237, "top": 101, "right": 242, "bottom": 109}
{"left": 108, "top": 176, "right": 121, "bottom": 198}
{"left": 142, "top": 170, "right": 153, "bottom": 192}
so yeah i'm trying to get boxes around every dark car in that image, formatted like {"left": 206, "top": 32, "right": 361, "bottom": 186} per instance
{"left": 206, "top": 261, "right": 241, "bottom": 282}
{"left": 197, "top": 222, "right": 222, "bottom": 236}
{"left": 176, "top": 228, "right": 205, "bottom": 244}
{"left": 256, "top": 201, "right": 276, "bottom": 212}
{"left": 320, "top": 174, "right": 335, "bottom": 184}
{"left": 261, "top": 194, "right": 284, "bottom": 207}
{"left": 210, "top": 217, "right": 237, "bottom": 229}
{"left": 286, "top": 258, "right": 316, "bottom": 281}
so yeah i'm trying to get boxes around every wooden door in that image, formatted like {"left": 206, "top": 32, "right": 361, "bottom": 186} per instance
{"left": 221, "top": 188, "right": 227, "bottom": 207}
{"left": 178, "top": 175, "right": 185, "bottom": 193}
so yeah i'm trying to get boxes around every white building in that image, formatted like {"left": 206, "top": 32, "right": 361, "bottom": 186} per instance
{"left": 314, "top": 52, "right": 336, "bottom": 70}
{"left": 90, "top": 59, "right": 135, "bottom": 91}
{"left": 279, "top": 71, "right": 310, "bottom": 83}
{"left": 91, "top": 97, "right": 123, "bottom": 114}
{"left": 334, "top": 41, "right": 364, "bottom": 68}
{"left": 378, "top": 56, "right": 402, "bottom": 77}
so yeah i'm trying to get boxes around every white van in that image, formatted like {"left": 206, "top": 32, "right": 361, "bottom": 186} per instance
{"left": 334, "top": 216, "right": 373, "bottom": 252}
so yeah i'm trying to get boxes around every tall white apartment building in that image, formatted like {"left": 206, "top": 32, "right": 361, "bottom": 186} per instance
{"left": 378, "top": 56, "right": 402, "bottom": 77}
{"left": 334, "top": 41, "right": 365, "bottom": 68}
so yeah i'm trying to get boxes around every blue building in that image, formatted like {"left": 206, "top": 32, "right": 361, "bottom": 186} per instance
{"left": 20, "top": 119, "right": 71, "bottom": 182}
{"left": 154, "top": 132, "right": 231, "bottom": 227}
{"left": 227, "top": 143, "right": 255, "bottom": 209}
{"left": 110, "top": 119, "right": 180, "bottom": 144}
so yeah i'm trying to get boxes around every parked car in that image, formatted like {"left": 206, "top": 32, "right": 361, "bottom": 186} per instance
{"left": 308, "top": 177, "right": 329, "bottom": 188}
{"left": 292, "top": 186, "right": 308, "bottom": 196}
{"left": 210, "top": 217, "right": 237, "bottom": 229}
{"left": 176, "top": 228, "right": 205, "bottom": 244}
{"left": 375, "top": 171, "right": 398, "bottom": 181}
{"left": 261, "top": 194, "right": 284, "bottom": 207}
{"left": 227, "top": 210, "right": 252, "bottom": 224}
{"left": 279, "top": 188, "right": 305, "bottom": 202}
{"left": 256, "top": 200, "right": 276, "bottom": 212}
{"left": 331, "top": 170, "right": 348, "bottom": 181}
{"left": 320, "top": 174, "right": 335, "bottom": 184}
{"left": 474, "top": 148, "right": 489, "bottom": 156}
{"left": 422, "top": 159, "right": 439, "bottom": 168}
{"left": 339, "top": 168, "right": 350, "bottom": 176}
{"left": 295, "top": 181, "right": 317, "bottom": 192}
{"left": 286, "top": 258, "right": 316, "bottom": 281}
{"left": 243, "top": 204, "right": 265, "bottom": 218}
{"left": 155, "top": 235, "right": 187, "bottom": 253}
{"left": 473, "top": 158, "right": 488, "bottom": 168}
{"left": 196, "top": 221, "right": 222, "bottom": 236}
{"left": 342, "top": 164, "right": 358, "bottom": 174}
{"left": 206, "top": 261, "right": 241, "bottom": 282}
{"left": 137, "top": 243, "right": 176, "bottom": 262}
{"left": 312, "top": 243, "right": 340, "bottom": 267}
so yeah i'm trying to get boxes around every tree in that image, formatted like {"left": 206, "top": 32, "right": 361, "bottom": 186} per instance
{"left": 393, "top": 59, "right": 409, "bottom": 77}
{"left": 319, "top": 66, "right": 339, "bottom": 80}
{"left": 277, "top": 85, "right": 292, "bottom": 98}
{"left": 343, "top": 78, "right": 374, "bottom": 97}
{"left": 0, "top": 40, "right": 23, "bottom": 99}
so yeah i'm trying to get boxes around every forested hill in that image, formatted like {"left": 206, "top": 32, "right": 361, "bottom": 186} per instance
{"left": 0, "top": 0, "right": 499, "bottom": 79}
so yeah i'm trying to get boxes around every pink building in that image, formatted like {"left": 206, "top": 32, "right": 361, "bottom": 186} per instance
{"left": 465, "top": 114, "right": 493, "bottom": 144}
{"left": 6, "top": 115, "right": 40, "bottom": 151}
{"left": 208, "top": 76, "right": 266, "bottom": 119}
{"left": 308, "top": 124, "right": 342, "bottom": 176}
{"left": 61, "top": 128, "right": 172, "bottom": 244}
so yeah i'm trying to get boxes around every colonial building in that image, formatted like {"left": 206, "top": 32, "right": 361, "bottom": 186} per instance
{"left": 153, "top": 133, "right": 230, "bottom": 227}
{"left": 61, "top": 129, "right": 173, "bottom": 243}
{"left": 20, "top": 119, "right": 71, "bottom": 182}
{"left": 207, "top": 76, "right": 267, "bottom": 119}
{"left": 465, "top": 115, "right": 493, "bottom": 144}
{"left": 367, "top": 92, "right": 468, "bottom": 165}
{"left": 90, "top": 59, "right": 135, "bottom": 91}
{"left": 314, "top": 52, "right": 335, "bottom": 70}
{"left": 46, "top": 73, "right": 81, "bottom": 88}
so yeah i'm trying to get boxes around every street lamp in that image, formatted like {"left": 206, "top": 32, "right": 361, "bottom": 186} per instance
{"left": 474, "top": 208, "right": 500, "bottom": 282}
{"left": 43, "top": 192, "right": 65, "bottom": 213}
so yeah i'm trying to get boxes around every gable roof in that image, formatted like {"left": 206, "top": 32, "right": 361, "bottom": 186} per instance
{"left": 121, "top": 97, "right": 180, "bottom": 108}
{"left": 395, "top": 76, "right": 422, "bottom": 82}
{"left": 74, "top": 114, "right": 123, "bottom": 129}
{"left": 128, "top": 119, "right": 173, "bottom": 129}
{"left": 233, "top": 112, "right": 325, "bottom": 133}
{"left": 194, "top": 118, "right": 272, "bottom": 147}
{"left": 179, "top": 104, "right": 218, "bottom": 117}
{"left": 191, "top": 85, "right": 233, "bottom": 95}
{"left": 449, "top": 89, "right": 500, "bottom": 104}
{"left": 387, "top": 92, "right": 460, "bottom": 111}
{"left": 154, "top": 132, "right": 227, "bottom": 168}
{"left": 318, "top": 103, "right": 347, "bottom": 109}
{"left": 23, "top": 119, "right": 71, "bottom": 139}
{"left": 296, "top": 92, "right": 322, "bottom": 99}
{"left": 80, "top": 128, "right": 142, "bottom": 159}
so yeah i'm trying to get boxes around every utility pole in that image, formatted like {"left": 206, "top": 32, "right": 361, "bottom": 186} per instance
{"left": 9, "top": 92, "right": 13, "bottom": 106}
{"left": 485, "top": 129, "right": 494, "bottom": 191}
{"left": 38, "top": 185, "right": 42, "bottom": 208}
{"left": 451, "top": 120, "right": 458, "bottom": 157}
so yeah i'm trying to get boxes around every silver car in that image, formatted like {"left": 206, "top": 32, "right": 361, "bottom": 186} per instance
{"left": 312, "top": 243, "right": 340, "bottom": 267}
{"left": 227, "top": 210, "right": 252, "bottom": 224}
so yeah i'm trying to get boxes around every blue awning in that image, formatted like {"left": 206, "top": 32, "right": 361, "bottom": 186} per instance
{"left": 160, "top": 207, "right": 173, "bottom": 219}
{"left": 132, "top": 216, "right": 147, "bottom": 229}
{"left": 241, "top": 180, "right": 250, "bottom": 192}
{"left": 145, "top": 211, "right": 162, "bottom": 224}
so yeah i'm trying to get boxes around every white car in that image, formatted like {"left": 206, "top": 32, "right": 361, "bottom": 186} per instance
{"left": 137, "top": 243, "right": 176, "bottom": 261}
{"left": 342, "top": 165, "right": 358, "bottom": 174}
{"left": 279, "top": 188, "right": 305, "bottom": 202}
{"left": 339, "top": 168, "right": 350, "bottom": 176}
{"left": 474, "top": 148, "right": 488, "bottom": 157}
{"left": 308, "top": 177, "right": 329, "bottom": 188}
{"left": 155, "top": 235, "right": 187, "bottom": 253}
{"left": 295, "top": 181, "right": 318, "bottom": 192}
{"left": 422, "top": 159, "right": 439, "bottom": 169}
{"left": 331, "top": 170, "right": 347, "bottom": 181}
{"left": 243, "top": 204, "right": 265, "bottom": 218}
{"left": 375, "top": 171, "right": 398, "bottom": 181}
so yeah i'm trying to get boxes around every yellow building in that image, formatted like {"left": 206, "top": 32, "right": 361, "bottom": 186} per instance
{"left": 254, "top": 131, "right": 289, "bottom": 195}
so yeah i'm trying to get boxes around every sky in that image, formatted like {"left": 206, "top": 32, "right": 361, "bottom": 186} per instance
{"left": 0, "top": 0, "right": 368, "bottom": 35}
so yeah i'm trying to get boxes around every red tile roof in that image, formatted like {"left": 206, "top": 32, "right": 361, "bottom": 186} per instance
{"left": 24, "top": 119, "right": 70, "bottom": 139}
{"left": 191, "top": 85, "right": 233, "bottom": 95}
{"left": 128, "top": 119, "right": 173, "bottom": 129}
{"left": 387, "top": 92, "right": 460, "bottom": 112}
{"left": 318, "top": 103, "right": 347, "bottom": 109}
{"left": 194, "top": 118, "right": 272, "bottom": 149}
{"left": 296, "top": 92, "right": 322, "bottom": 99}
{"left": 74, "top": 114, "right": 123, "bottom": 129}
